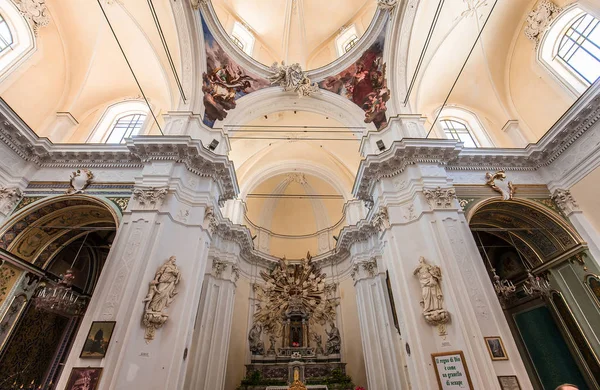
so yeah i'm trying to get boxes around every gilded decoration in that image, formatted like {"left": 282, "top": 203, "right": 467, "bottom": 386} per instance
{"left": 66, "top": 169, "right": 94, "bottom": 195}
{"left": 108, "top": 197, "right": 130, "bottom": 213}
{"left": 253, "top": 252, "right": 339, "bottom": 335}
{"left": 458, "top": 197, "right": 475, "bottom": 211}
{"left": 485, "top": 170, "right": 515, "bottom": 200}
{"left": 289, "top": 367, "right": 308, "bottom": 390}
{"left": 585, "top": 274, "right": 600, "bottom": 307}
{"left": 14, "top": 196, "right": 43, "bottom": 212}
{"left": 142, "top": 256, "right": 181, "bottom": 343}
{"left": 413, "top": 257, "right": 450, "bottom": 335}
{"left": 0, "top": 263, "right": 17, "bottom": 306}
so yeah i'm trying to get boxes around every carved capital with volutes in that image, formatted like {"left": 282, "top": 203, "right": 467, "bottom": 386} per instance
{"left": 132, "top": 187, "right": 168, "bottom": 209}
{"left": 0, "top": 186, "right": 22, "bottom": 215}
{"left": 351, "top": 258, "right": 379, "bottom": 282}
{"left": 551, "top": 188, "right": 579, "bottom": 215}
{"left": 422, "top": 187, "right": 457, "bottom": 209}
{"left": 210, "top": 257, "right": 239, "bottom": 283}
{"left": 371, "top": 206, "right": 390, "bottom": 231}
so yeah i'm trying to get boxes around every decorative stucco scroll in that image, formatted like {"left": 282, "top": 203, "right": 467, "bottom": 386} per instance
{"left": 524, "top": 0, "right": 562, "bottom": 46}
{"left": 268, "top": 62, "right": 319, "bottom": 97}
{"left": 12, "top": 0, "right": 50, "bottom": 36}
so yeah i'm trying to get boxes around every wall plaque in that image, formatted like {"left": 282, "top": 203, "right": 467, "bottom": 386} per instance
{"left": 432, "top": 350, "right": 474, "bottom": 390}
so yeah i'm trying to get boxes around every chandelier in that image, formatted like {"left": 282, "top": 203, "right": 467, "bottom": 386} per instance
{"left": 523, "top": 271, "right": 551, "bottom": 297}
{"left": 33, "top": 233, "right": 89, "bottom": 317}
{"left": 491, "top": 268, "right": 516, "bottom": 302}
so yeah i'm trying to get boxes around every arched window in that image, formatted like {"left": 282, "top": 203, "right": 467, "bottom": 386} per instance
{"left": 336, "top": 25, "right": 359, "bottom": 57}
{"left": 435, "top": 106, "right": 493, "bottom": 147}
{"left": 87, "top": 100, "right": 149, "bottom": 143}
{"left": 0, "top": 0, "right": 35, "bottom": 82}
{"left": 539, "top": 7, "right": 600, "bottom": 96}
{"left": 439, "top": 119, "right": 480, "bottom": 148}
{"left": 0, "top": 13, "right": 13, "bottom": 53}
{"left": 231, "top": 22, "right": 254, "bottom": 56}
{"left": 556, "top": 13, "right": 600, "bottom": 85}
{"left": 105, "top": 113, "right": 147, "bottom": 144}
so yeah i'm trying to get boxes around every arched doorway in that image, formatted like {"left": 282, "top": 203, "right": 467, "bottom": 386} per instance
{"left": 0, "top": 195, "right": 119, "bottom": 389}
{"left": 469, "top": 199, "right": 600, "bottom": 390}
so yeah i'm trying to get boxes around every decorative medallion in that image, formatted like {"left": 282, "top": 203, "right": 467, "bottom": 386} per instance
{"left": 66, "top": 169, "right": 94, "bottom": 195}
{"left": 142, "top": 256, "right": 181, "bottom": 343}
{"left": 485, "top": 170, "right": 515, "bottom": 200}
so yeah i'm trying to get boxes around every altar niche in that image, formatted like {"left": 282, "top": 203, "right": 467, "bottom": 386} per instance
{"left": 243, "top": 252, "right": 350, "bottom": 387}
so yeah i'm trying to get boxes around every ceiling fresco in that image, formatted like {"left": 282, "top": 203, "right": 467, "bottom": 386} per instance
{"left": 200, "top": 13, "right": 390, "bottom": 129}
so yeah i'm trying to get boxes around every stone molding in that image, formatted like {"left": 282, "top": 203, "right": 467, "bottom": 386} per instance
{"left": 551, "top": 188, "right": 579, "bottom": 215}
{"left": 0, "top": 100, "right": 239, "bottom": 201}
{"left": 354, "top": 82, "right": 600, "bottom": 200}
{"left": 422, "top": 186, "right": 457, "bottom": 209}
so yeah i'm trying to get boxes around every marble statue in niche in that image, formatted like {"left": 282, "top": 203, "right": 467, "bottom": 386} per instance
{"left": 325, "top": 323, "right": 341, "bottom": 355}
{"left": 142, "top": 256, "right": 181, "bottom": 343}
{"left": 248, "top": 322, "right": 265, "bottom": 355}
{"left": 413, "top": 256, "right": 450, "bottom": 335}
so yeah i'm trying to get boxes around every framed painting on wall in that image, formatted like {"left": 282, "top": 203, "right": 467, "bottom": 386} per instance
{"left": 80, "top": 321, "right": 116, "bottom": 358}
{"left": 65, "top": 367, "right": 103, "bottom": 390}
{"left": 498, "top": 375, "right": 521, "bottom": 390}
{"left": 484, "top": 336, "right": 508, "bottom": 361}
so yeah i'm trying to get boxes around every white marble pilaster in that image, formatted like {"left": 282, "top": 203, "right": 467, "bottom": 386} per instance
{"left": 352, "top": 257, "right": 410, "bottom": 390}
{"left": 56, "top": 162, "right": 218, "bottom": 390}
{"left": 184, "top": 251, "right": 239, "bottom": 390}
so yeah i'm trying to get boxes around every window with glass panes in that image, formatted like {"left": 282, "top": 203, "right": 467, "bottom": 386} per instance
{"left": 440, "top": 119, "right": 479, "bottom": 148}
{"left": 0, "top": 14, "right": 13, "bottom": 53}
{"left": 231, "top": 35, "right": 245, "bottom": 51}
{"left": 557, "top": 13, "right": 600, "bottom": 85}
{"left": 344, "top": 35, "right": 358, "bottom": 53}
{"left": 105, "top": 114, "right": 146, "bottom": 144}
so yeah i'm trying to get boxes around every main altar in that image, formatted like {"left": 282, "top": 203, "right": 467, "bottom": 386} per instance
{"left": 238, "top": 253, "right": 354, "bottom": 390}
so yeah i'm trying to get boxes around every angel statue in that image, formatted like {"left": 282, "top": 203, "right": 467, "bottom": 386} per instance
{"left": 413, "top": 256, "right": 450, "bottom": 329}
{"left": 142, "top": 256, "right": 181, "bottom": 342}
{"left": 248, "top": 322, "right": 265, "bottom": 355}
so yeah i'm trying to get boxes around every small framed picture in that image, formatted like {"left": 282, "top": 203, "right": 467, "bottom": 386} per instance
{"left": 80, "top": 321, "right": 116, "bottom": 358}
{"left": 498, "top": 375, "right": 521, "bottom": 390}
{"left": 65, "top": 367, "right": 103, "bottom": 390}
{"left": 484, "top": 336, "right": 508, "bottom": 361}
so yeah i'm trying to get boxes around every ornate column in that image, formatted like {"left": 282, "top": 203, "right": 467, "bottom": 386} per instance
{"left": 351, "top": 255, "right": 410, "bottom": 390}
{"left": 184, "top": 247, "right": 240, "bottom": 390}
{"left": 552, "top": 188, "right": 600, "bottom": 267}
{"left": 56, "top": 138, "right": 238, "bottom": 390}
{"left": 353, "top": 140, "right": 534, "bottom": 389}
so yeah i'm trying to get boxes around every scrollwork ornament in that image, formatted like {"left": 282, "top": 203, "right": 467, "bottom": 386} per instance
{"left": 485, "top": 170, "right": 515, "bottom": 200}
{"left": 524, "top": 0, "right": 561, "bottom": 46}
{"left": 142, "top": 256, "right": 181, "bottom": 343}
{"left": 423, "top": 187, "right": 457, "bottom": 209}
{"left": 551, "top": 188, "right": 579, "bottom": 215}
{"left": 362, "top": 258, "right": 378, "bottom": 277}
{"left": 0, "top": 187, "right": 22, "bottom": 215}
{"left": 13, "top": 0, "right": 50, "bottom": 36}
{"left": 268, "top": 61, "right": 319, "bottom": 97}
{"left": 204, "top": 206, "right": 218, "bottom": 234}
{"left": 371, "top": 206, "right": 390, "bottom": 231}
{"left": 377, "top": 0, "right": 397, "bottom": 11}
{"left": 66, "top": 169, "right": 94, "bottom": 195}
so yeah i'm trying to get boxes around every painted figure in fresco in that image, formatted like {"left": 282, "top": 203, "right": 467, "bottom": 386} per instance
{"left": 413, "top": 256, "right": 444, "bottom": 313}
{"left": 325, "top": 322, "right": 341, "bottom": 355}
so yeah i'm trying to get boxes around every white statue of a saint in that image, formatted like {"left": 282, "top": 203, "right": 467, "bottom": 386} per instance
{"left": 413, "top": 256, "right": 450, "bottom": 329}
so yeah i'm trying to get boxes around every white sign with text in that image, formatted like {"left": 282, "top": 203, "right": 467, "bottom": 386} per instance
{"left": 432, "top": 351, "right": 473, "bottom": 390}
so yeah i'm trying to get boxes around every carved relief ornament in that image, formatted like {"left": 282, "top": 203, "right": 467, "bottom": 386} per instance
{"left": 142, "top": 256, "right": 181, "bottom": 343}
{"left": 371, "top": 206, "right": 390, "bottom": 231}
{"left": 551, "top": 188, "right": 579, "bottom": 215}
{"left": 422, "top": 186, "right": 457, "bottom": 209}
{"left": 268, "top": 62, "right": 319, "bottom": 97}
{"left": 524, "top": 0, "right": 562, "bottom": 46}
{"left": 377, "top": 0, "right": 398, "bottom": 11}
{"left": 485, "top": 170, "right": 515, "bottom": 200}
{"left": 66, "top": 169, "right": 94, "bottom": 195}
{"left": 132, "top": 187, "right": 168, "bottom": 208}
{"left": 0, "top": 186, "right": 22, "bottom": 214}
{"left": 13, "top": 0, "right": 50, "bottom": 36}
{"left": 212, "top": 258, "right": 227, "bottom": 278}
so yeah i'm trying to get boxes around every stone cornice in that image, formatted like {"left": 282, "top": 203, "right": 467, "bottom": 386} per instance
{"left": 0, "top": 99, "right": 239, "bottom": 200}
{"left": 354, "top": 80, "right": 600, "bottom": 200}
